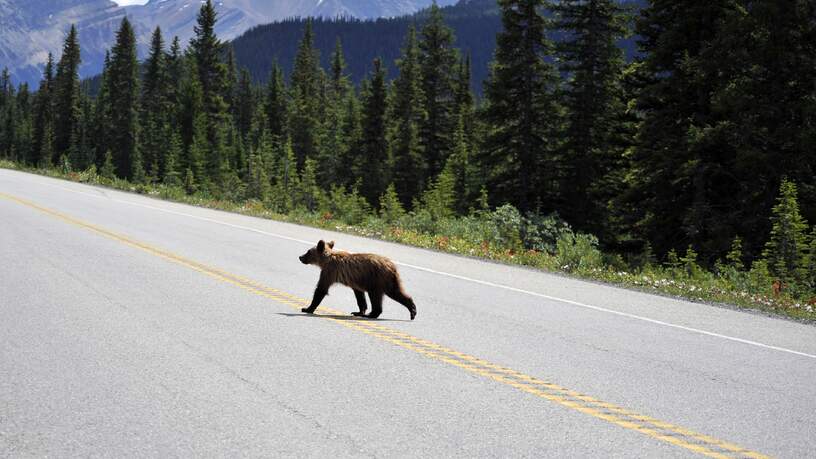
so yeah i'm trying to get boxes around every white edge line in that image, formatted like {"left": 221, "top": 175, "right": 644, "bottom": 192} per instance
{"left": 9, "top": 170, "right": 816, "bottom": 361}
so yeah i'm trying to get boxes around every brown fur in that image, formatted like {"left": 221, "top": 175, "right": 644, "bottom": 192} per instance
{"left": 299, "top": 240, "right": 417, "bottom": 320}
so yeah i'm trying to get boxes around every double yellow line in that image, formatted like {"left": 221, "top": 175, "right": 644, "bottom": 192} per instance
{"left": 0, "top": 191, "right": 770, "bottom": 458}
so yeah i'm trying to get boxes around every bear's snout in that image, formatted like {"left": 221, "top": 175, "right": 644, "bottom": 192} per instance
{"left": 299, "top": 255, "right": 308, "bottom": 264}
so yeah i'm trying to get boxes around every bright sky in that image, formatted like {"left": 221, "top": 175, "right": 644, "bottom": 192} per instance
{"left": 112, "top": 0, "right": 149, "bottom": 5}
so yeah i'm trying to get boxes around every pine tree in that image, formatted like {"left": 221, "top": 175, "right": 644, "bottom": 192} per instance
{"left": 224, "top": 45, "right": 238, "bottom": 114}
{"left": 54, "top": 25, "right": 81, "bottom": 157}
{"left": 330, "top": 38, "right": 350, "bottom": 97}
{"left": 141, "top": 27, "right": 172, "bottom": 177}
{"left": 100, "top": 150, "right": 115, "bottom": 180}
{"left": 629, "top": 0, "right": 740, "bottom": 259}
{"left": 338, "top": 91, "right": 362, "bottom": 188}
{"left": 390, "top": 26, "right": 427, "bottom": 208}
{"left": 289, "top": 20, "right": 325, "bottom": 167}
{"left": 379, "top": 184, "right": 406, "bottom": 223}
{"left": 235, "top": 68, "right": 254, "bottom": 138}
{"left": 763, "top": 180, "right": 809, "bottom": 287}
{"left": 189, "top": 0, "right": 230, "bottom": 185}
{"left": 419, "top": 4, "right": 458, "bottom": 177}
{"left": 31, "top": 54, "right": 54, "bottom": 166}
{"left": 92, "top": 52, "right": 112, "bottom": 168}
{"left": 554, "top": 0, "right": 630, "bottom": 239}
{"left": 166, "top": 36, "right": 184, "bottom": 125}
{"left": 245, "top": 149, "right": 271, "bottom": 202}
{"left": 357, "top": 58, "right": 389, "bottom": 205}
{"left": 179, "top": 59, "right": 207, "bottom": 182}
{"left": 108, "top": 17, "right": 140, "bottom": 179}
{"left": 446, "top": 114, "right": 480, "bottom": 214}
{"left": 704, "top": 0, "right": 816, "bottom": 257}
{"left": 482, "top": 0, "right": 562, "bottom": 212}
{"left": 315, "top": 39, "right": 351, "bottom": 187}
{"left": 420, "top": 164, "right": 456, "bottom": 221}
{"left": 163, "top": 132, "right": 183, "bottom": 187}
{"left": 265, "top": 62, "right": 288, "bottom": 142}
{"left": 297, "top": 158, "right": 322, "bottom": 211}
{"left": 72, "top": 93, "right": 94, "bottom": 170}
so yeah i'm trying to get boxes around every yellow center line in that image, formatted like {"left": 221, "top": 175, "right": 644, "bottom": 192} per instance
{"left": 0, "top": 192, "right": 771, "bottom": 459}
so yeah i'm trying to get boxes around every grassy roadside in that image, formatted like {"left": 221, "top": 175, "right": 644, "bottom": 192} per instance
{"left": 3, "top": 159, "right": 814, "bottom": 322}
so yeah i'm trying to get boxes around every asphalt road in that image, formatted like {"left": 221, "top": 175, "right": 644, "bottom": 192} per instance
{"left": 1, "top": 168, "right": 815, "bottom": 458}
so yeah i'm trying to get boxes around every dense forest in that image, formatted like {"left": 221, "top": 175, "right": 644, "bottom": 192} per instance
{"left": 0, "top": 0, "right": 814, "bottom": 298}
{"left": 230, "top": 0, "right": 641, "bottom": 91}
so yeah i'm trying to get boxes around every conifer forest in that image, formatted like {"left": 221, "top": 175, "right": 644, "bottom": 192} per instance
{"left": 1, "top": 0, "right": 814, "bottom": 311}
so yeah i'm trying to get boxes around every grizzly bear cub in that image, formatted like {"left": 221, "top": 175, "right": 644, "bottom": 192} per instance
{"left": 299, "top": 240, "right": 417, "bottom": 320}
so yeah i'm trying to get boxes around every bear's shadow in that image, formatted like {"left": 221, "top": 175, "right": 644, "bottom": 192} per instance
{"left": 275, "top": 312, "right": 411, "bottom": 322}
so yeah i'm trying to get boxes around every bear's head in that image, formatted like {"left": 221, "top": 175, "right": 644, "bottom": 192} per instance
{"left": 299, "top": 240, "right": 335, "bottom": 266}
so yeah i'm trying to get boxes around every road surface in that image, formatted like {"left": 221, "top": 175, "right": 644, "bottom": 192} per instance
{"left": 1, "top": 168, "right": 815, "bottom": 458}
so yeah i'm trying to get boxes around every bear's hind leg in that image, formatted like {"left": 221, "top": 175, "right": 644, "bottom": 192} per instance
{"left": 352, "top": 289, "right": 368, "bottom": 317}
{"left": 387, "top": 286, "right": 417, "bottom": 320}
{"left": 366, "top": 291, "right": 384, "bottom": 319}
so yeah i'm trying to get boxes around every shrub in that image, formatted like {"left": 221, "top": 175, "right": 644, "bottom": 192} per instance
{"left": 379, "top": 184, "right": 406, "bottom": 224}
{"left": 521, "top": 211, "right": 573, "bottom": 254}
{"left": 488, "top": 204, "right": 524, "bottom": 250}
{"left": 326, "top": 185, "right": 371, "bottom": 225}
{"left": 763, "top": 179, "right": 809, "bottom": 287}
{"left": 555, "top": 233, "right": 603, "bottom": 273}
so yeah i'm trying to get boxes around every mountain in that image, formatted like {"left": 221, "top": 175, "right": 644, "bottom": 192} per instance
{"left": 231, "top": 0, "right": 502, "bottom": 93}
{"left": 0, "top": 0, "right": 457, "bottom": 87}
{"left": 230, "top": 0, "right": 642, "bottom": 94}
{"left": 124, "top": 0, "right": 457, "bottom": 55}
{"left": 0, "top": 0, "right": 125, "bottom": 86}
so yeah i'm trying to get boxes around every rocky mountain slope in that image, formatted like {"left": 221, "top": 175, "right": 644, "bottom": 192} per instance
{"left": 0, "top": 0, "right": 457, "bottom": 86}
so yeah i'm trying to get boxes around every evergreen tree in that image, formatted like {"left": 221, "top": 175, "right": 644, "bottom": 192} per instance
{"left": 92, "top": 52, "right": 112, "bottom": 167}
{"left": 446, "top": 114, "right": 480, "bottom": 214}
{"left": 179, "top": 60, "right": 207, "bottom": 181}
{"left": 224, "top": 45, "right": 238, "bottom": 114}
{"left": 245, "top": 148, "right": 271, "bottom": 202}
{"left": 235, "top": 68, "right": 254, "bottom": 138}
{"left": 628, "top": 0, "right": 740, "bottom": 259}
{"left": 357, "top": 58, "right": 389, "bottom": 205}
{"left": 390, "top": 26, "right": 427, "bottom": 208}
{"left": 141, "top": 27, "right": 172, "bottom": 176}
{"left": 31, "top": 54, "right": 54, "bottom": 166}
{"left": 338, "top": 90, "right": 362, "bottom": 188}
{"left": 54, "top": 25, "right": 81, "bottom": 157}
{"left": 265, "top": 62, "right": 288, "bottom": 142}
{"left": 72, "top": 93, "right": 94, "bottom": 170}
{"left": 704, "top": 0, "right": 816, "bottom": 257}
{"left": 554, "top": 0, "right": 630, "bottom": 240}
{"left": 289, "top": 20, "right": 325, "bottom": 166}
{"left": 330, "top": 38, "right": 351, "bottom": 97}
{"left": 379, "top": 183, "right": 406, "bottom": 223}
{"left": 763, "top": 180, "right": 809, "bottom": 288}
{"left": 482, "top": 0, "right": 562, "bottom": 212}
{"left": 314, "top": 39, "right": 352, "bottom": 187}
{"left": 107, "top": 17, "right": 140, "bottom": 179}
{"left": 190, "top": 0, "right": 230, "bottom": 185}
{"left": 163, "top": 132, "right": 183, "bottom": 187}
{"left": 166, "top": 36, "right": 184, "bottom": 125}
{"left": 419, "top": 4, "right": 458, "bottom": 177}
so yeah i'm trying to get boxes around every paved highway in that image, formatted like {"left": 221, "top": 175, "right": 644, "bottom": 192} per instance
{"left": 1, "top": 168, "right": 815, "bottom": 458}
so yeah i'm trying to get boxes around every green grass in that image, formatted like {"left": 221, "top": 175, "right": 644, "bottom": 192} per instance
{"left": 2, "top": 159, "right": 814, "bottom": 322}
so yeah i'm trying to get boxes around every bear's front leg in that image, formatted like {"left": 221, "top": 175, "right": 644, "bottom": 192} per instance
{"left": 302, "top": 286, "right": 329, "bottom": 314}
{"left": 303, "top": 272, "right": 332, "bottom": 314}
{"left": 351, "top": 289, "right": 368, "bottom": 316}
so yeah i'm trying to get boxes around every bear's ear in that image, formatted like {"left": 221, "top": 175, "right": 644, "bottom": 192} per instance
{"left": 317, "top": 240, "right": 325, "bottom": 252}
{"left": 328, "top": 241, "right": 335, "bottom": 249}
